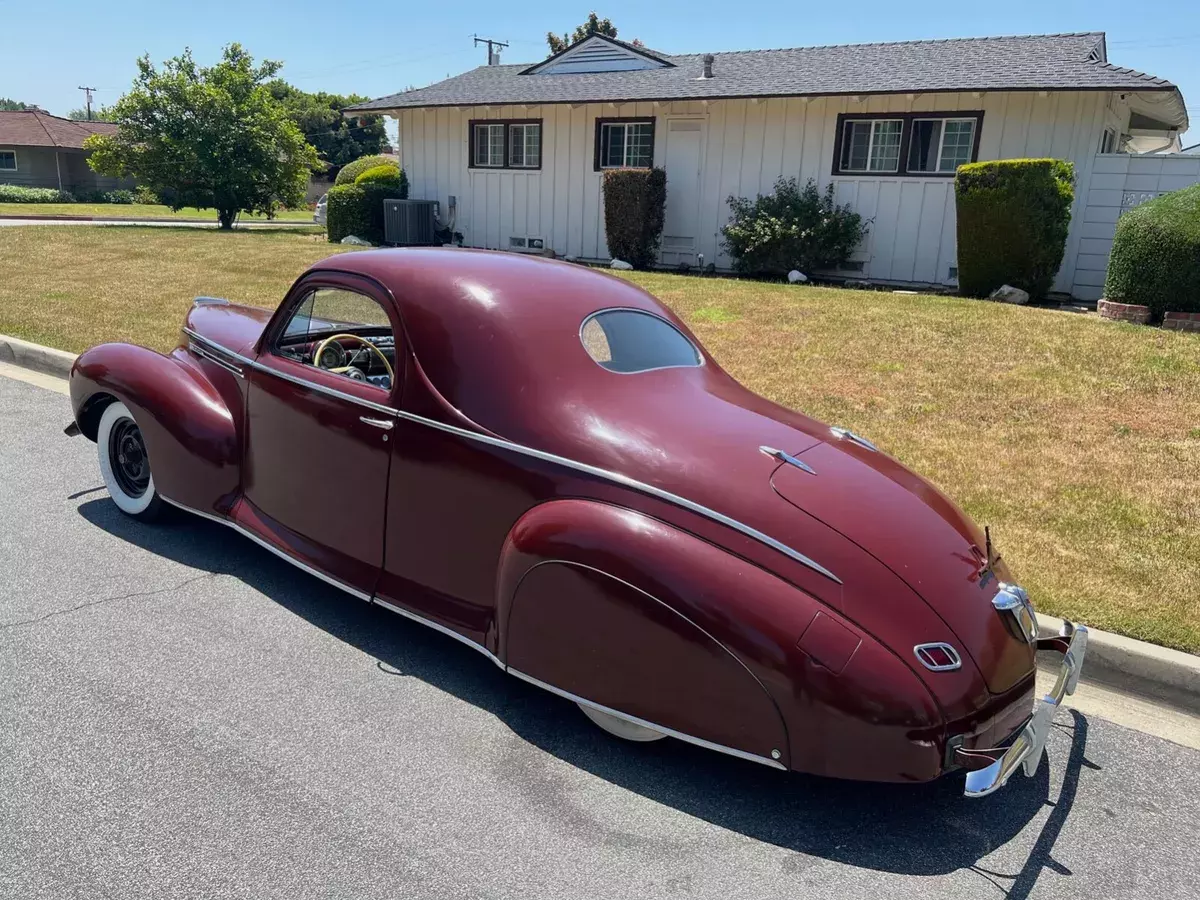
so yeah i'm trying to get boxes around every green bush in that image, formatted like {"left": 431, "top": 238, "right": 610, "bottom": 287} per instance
{"left": 325, "top": 182, "right": 406, "bottom": 244}
{"left": 955, "top": 159, "right": 1075, "bottom": 299}
{"left": 133, "top": 185, "right": 160, "bottom": 205}
{"left": 105, "top": 189, "right": 134, "bottom": 204}
{"left": 1104, "top": 184, "right": 1200, "bottom": 318}
{"left": 354, "top": 164, "right": 408, "bottom": 195}
{"left": 0, "top": 184, "right": 74, "bottom": 203}
{"left": 335, "top": 154, "right": 400, "bottom": 185}
{"left": 602, "top": 168, "right": 667, "bottom": 269}
{"left": 721, "top": 178, "right": 867, "bottom": 276}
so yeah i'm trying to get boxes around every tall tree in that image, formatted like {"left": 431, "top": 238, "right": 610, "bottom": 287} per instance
{"left": 86, "top": 44, "right": 319, "bottom": 229}
{"left": 546, "top": 12, "right": 623, "bottom": 56}
{"left": 0, "top": 98, "right": 34, "bottom": 111}
{"left": 67, "top": 106, "right": 117, "bottom": 122}
{"left": 267, "top": 81, "right": 389, "bottom": 171}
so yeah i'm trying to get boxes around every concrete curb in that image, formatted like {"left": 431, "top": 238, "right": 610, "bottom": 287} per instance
{"left": 1038, "top": 613, "right": 1200, "bottom": 716}
{"left": 0, "top": 334, "right": 76, "bottom": 379}
{"left": 0, "top": 333, "right": 1197, "bottom": 715}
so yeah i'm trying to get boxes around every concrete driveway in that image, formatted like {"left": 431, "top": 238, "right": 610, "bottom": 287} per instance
{"left": 1, "top": 370, "right": 1197, "bottom": 900}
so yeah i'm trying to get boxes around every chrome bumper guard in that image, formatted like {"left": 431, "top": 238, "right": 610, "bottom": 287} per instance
{"left": 955, "top": 621, "right": 1089, "bottom": 798}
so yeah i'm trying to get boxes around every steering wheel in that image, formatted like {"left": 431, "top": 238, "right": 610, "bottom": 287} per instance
{"left": 313, "top": 333, "right": 394, "bottom": 383}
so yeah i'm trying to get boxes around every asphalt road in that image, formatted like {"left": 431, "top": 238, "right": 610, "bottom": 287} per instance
{"left": 2, "top": 372, "right": 1198, "bottom": 900}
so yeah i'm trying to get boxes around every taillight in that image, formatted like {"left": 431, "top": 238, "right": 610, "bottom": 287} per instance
{"left": 914, "top": 642, "right": 962, "bottom": 671}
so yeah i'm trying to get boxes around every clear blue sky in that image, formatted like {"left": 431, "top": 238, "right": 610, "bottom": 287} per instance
{"left": 3, "top": 0, "right": 1196, "bottom": 142}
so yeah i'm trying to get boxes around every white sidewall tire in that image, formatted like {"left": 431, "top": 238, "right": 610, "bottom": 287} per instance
{"left": 578, "top": 702, "right": 666, "bottom": 742}
{"left": 97, "top": 401, "right": 158, "bottom": 517}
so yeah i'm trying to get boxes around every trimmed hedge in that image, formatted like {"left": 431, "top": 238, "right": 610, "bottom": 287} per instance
{"left": 1104, "top": 184, "right": 1200, "bottom": 318}
{"left": 602, "top": 168, "right": 667, "bottom": 269}
{"left": 955, "top": 159, "right": 1075, "bottom": 299}
{"left": 335, "top": 154, "right": 400, "bottom": 185}
{"left": 326, "top": 182, "right": 406, "bottom": 244}
{"left": 0, "top": 184, "right": 74, "bottom": 203}
{"left": 354, "top": 164, "right": 408, "bottom": 194}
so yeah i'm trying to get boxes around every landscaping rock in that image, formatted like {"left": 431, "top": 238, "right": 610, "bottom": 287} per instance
{"left": 340, "top": 235, "right": 372, "bottom": 246}
{"left": 787, "top": 270, "right": 808, "bottom": 283}
{"left": 989, "top": 284, "right": 1029, "bottom": 305}
{"left": 610, "top": 259, "right": 633, "bottom": 270}
{"left": 1098, "top": 299, "right": 1152, "bottom": 324}
{"left": 564, "top": 254, "right": 578, "bottom": 262}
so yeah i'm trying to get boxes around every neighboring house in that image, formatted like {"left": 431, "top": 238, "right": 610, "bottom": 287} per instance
{"left": 348, "top": 32, "right": 1194, "bottom": 301}
{"left": 0, "top": 109, "right": 135, "bottom": 195}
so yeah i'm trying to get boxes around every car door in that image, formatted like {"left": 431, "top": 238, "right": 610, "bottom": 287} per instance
{"left": 241, "top": 273, "right": 402, "bottom": 596}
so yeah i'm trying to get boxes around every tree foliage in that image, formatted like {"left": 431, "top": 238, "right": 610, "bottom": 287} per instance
{"left": 547, "top": 12, "right": 637, "bottom": 55}
{"left": 266, "top": 80, "right": 389, "bottom": 170}
{"left": 67, "top": 106, "right": 117, "bottom": 122}
{"left": 85, "top": 44, "right": 320, "bottom": 229}
{"left": 0, "top": 98, "right": 34, "bottom": 111}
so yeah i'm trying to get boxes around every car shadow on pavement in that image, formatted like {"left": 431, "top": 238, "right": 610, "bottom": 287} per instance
{"left": 79, "top": 499, "right": 1090, "bottom": 885}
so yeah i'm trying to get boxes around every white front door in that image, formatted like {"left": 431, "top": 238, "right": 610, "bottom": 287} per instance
{"left": 660, "top": 118, "right": 705, "bottom": 267}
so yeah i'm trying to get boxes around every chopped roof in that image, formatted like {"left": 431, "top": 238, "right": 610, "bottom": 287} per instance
{"left": 348, "top": 32, "right": 1179, "bottom": 113}
{"left": 0, "top": 110, "right": 117, "bottom": 149}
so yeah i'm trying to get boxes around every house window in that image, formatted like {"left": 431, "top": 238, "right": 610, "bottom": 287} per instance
{"left": 839, "top": 119, "right": 903, "bottom": 173}
{"left": 469, "top": 120, "right": 543, "bottom": 170}
{"left": 832, "top": 112, "right": 983, "bottom": 177}
{"left": 908, "top": 118, "right": 978, "bottom": 173}
{"left": 595, "top": 119, "right": 655, "bottom": 170}
{"left": 0, "top": 150, "right": 16, "bottom": 171}
{"left": 509, "top": 123, "right": 541, "bottom": 168}
{"left": 1100, "top": 127, "right": 1119, "bottom": 154}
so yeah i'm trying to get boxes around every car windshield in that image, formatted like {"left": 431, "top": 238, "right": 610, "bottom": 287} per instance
{"left": 580, "top": 309, "right": 702, "bottom": 374}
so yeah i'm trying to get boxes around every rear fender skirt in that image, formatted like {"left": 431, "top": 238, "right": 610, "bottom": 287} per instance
{"left": 69, "top": 343, "right": 241, "bottom": 515}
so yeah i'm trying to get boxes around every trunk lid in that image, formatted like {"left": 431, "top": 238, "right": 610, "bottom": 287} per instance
{"left": 772, "top": 438, "right": 1033, "bottom": 694}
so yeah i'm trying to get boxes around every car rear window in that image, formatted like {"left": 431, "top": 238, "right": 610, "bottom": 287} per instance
{"left": 580, "top": 309, "right": 702, "bottom": 374}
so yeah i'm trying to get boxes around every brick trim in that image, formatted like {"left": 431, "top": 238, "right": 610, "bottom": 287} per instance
{"left": 1163, "top": 311, "right": 1200, "bottom": 332}
{"left": 1097, "top": 299, "right": 1150, "bottom": 324}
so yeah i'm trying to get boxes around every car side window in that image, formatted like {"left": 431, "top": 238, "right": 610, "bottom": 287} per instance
{"left": 276, "top": 287, "right": 397, "bottom": 391}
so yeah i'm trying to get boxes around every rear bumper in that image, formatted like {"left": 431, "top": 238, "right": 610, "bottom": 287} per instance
{"left": 953, "top": 621, "right": 1089, "bottom": 798}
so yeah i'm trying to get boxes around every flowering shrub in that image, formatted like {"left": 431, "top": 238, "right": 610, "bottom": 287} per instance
{"left": 721, "top": 178, "right": 867, "bottom": 276}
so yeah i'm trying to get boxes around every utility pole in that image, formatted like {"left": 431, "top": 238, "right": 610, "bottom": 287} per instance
{"left": 77, "top": 85, "right": 97, "bottom": 120}
{"left": 472, "top": 35, "right": 508, "bottom": 66}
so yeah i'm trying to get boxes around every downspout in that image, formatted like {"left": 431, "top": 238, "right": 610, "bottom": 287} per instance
{"left": 54, "top": 150, "right": 62, "bottom": 192}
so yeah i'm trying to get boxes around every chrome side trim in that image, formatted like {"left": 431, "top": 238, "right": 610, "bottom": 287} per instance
{"left": 830, "top": 426, "right": 879, "bottom": 453}
{"left": 372, "top": 596, "right": 503, "bottom": 669}
{"left": 162, "top": 493, "right": 787, "bottom": 773}
{"left": 760, "top": 445, "right": 816, "bottom": 475}
{"left": 508, "top": 667, "right": 788, "bottom": 770}
{"left": 188, "top": 341, "right": 244, "bottom": 377}
{"left": 993, "top": 582, "right": 1039, "bottom": 644}
{"left": 160, "top": 495, "right": 372, "bottom": 602}
{"left": 181, "top": 328, "right": 842, "bottom": 584}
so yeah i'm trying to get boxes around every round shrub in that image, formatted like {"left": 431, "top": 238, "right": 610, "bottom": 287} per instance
{"left": 955, "top": 159, "right": 1075, "bottom": 299}
{"left": 325, "top": 182, "right": 407, "bottom": 244}
{"left": 721, "top": 177, "right": 867, "bottom": 276}
{"left": 1104, "top": 184, "right": 1200, "bottom": 318}
{"left": 354, "top": 164, "right": 404, "bottom": 188}
{"left": 335, "top": 154, "right": 400, "bottom": 185}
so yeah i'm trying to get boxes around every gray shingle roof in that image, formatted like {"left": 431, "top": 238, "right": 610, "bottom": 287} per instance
{"left": 347, "top": 32, "right": 1177, "bottom": 112}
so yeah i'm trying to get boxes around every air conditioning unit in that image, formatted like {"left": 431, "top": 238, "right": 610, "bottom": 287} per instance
{"left": 383, "top": 199, "right": 439, "bottom": 246}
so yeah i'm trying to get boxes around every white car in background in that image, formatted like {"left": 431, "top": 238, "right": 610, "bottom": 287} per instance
{"left": 313, "top": 193, "right": 328, "bottom": 225}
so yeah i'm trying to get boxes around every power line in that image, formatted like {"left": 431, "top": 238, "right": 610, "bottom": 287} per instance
{"left": 472, "top": 34, "right": 509, "bottom": 66}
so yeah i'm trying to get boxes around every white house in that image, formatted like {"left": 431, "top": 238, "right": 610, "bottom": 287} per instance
{"left": 348, "top": 32, "right": 1193, "bottom": 300}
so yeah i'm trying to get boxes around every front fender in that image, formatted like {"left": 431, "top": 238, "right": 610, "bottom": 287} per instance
{"left": 69, "top": 342, "right": 241, "bottom": 515}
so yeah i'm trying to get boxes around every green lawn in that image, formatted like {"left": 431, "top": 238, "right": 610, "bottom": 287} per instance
{"left": 0, "top": 203, "right": 315, "bottom": 222}
{"left": 1, "top": 225, "right": 1197, "bottom": 653}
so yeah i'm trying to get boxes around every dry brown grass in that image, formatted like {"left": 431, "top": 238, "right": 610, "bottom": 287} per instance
{"left": 1, "top": 226, "right": 1197, "bottom": 651}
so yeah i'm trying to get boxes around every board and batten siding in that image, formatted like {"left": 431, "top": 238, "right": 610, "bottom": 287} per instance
{"left": 395, "top": 89, "right": 1113, "bottom": 295}
{"left": 1073, "top": 153, "right": 1200, "bottom": 300}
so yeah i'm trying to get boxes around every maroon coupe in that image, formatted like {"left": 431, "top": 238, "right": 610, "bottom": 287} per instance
{"left": 66, "top": 248, "right": 1087, "bottom": 797}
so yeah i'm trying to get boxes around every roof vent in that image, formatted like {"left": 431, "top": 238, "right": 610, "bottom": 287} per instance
{"left": 701, "top": 54, "right": 714, "bottom": 79}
